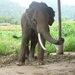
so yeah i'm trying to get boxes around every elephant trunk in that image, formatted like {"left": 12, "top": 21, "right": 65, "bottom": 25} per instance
{"left": 38, "top": 31, "right": 59, "bottom": 50}
{"left": 37, "top": 20, "right": 59, "bottom": 50}
{"left": 41, "top": 31, "right": 59, "bottom": 44}
{"left": 37, "top": 29, "right": 59, "bottom": 50}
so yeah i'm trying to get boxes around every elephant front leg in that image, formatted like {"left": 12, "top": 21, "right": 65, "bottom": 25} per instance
{"left": 29, "top": 40, "right": 37, "bottom": 61}
{"left": 18, "top": 37, "right": 29, "bottom": 66}
{"left": 37, "top": 36, "right": 45, "bottom": 65}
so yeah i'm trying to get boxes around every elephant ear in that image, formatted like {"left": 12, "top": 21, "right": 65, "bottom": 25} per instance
{"left": 47, "top": 7, "right": 55, "bottom": 17}
{"left": 46, "top": 7, "right": 55, "bottom": 26}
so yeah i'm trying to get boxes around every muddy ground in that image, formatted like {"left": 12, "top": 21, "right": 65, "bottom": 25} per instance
{"left": 0, "top": 52, "right": 75, "bottom": 75}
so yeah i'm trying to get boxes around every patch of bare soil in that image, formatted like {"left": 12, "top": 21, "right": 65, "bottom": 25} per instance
{"left": 0, "top": 52, "right": 75, "bottom": 75}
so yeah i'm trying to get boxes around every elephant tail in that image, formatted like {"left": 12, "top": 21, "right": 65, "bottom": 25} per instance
{"left": 12, "top": 35, "right": 22, "bottom": 39}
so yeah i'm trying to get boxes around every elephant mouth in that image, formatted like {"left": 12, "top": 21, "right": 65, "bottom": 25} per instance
{"left": 38, "top": 33, "right": 46, "bottom": 50}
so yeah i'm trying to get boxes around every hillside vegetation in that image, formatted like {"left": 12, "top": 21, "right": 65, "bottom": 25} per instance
{"left": 0, "top": 0, "right": 25, "bottom": 24}
{"left": 0, "top": 0, "right": 75, "bottom": 24}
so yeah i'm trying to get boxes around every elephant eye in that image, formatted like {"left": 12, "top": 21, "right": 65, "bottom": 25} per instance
{"left": 33, "top": 19, "right": 37, "bottom": 24}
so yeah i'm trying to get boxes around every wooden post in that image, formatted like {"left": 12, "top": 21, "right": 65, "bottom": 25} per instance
{"left": 58, "top": 0, "right": 61, "bottom": 38}
{"left": 55, "top": 0, "right": 64, "bottom": 54}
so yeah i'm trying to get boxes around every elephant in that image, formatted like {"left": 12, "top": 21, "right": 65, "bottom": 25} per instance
{"left": 17, "top": 1, "right": 64, "bottom": 66}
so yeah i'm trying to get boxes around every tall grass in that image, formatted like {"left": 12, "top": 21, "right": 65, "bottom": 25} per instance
{"left": 0, "top": 25, "right": 21, "bottom": 55}
{"left": 0, "top": 21, "right": 75, "bottom": 55}
{"left": 62, "top": 21, "right": 75, "bottom": 52}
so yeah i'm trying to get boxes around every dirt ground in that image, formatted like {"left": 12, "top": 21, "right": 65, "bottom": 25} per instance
{"left": 0, "top": 52, "right": 75, "bottom": 75}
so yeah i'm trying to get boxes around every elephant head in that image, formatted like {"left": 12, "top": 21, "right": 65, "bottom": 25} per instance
{"left": 29, "top": 1, "right": 55, "bottom": 26}
{"left": 26, "top": 1, "right": 64, "bottom": 50}
{"left": 25, "top": 1, "right": 64, "bottom": 50}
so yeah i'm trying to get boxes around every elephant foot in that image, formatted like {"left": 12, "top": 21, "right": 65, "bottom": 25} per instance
{"left": 29, "top": 55, "right": 37, "bottom": 61}
{"left": 16, "top": 61, "right": 25, "bottom": 66}
{"left": 29, "top": 57, "right": 35, "bottom": 61}
{"left": 37, "top": 61, "right": 44, "bottom": 65}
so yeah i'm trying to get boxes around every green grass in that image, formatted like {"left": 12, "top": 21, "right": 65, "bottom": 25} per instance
{"left": 0, "top": 21, "right": 75, "bottom": 55}
{"left": 62, "top": 21, "right": 75, "bottom": 52}
{"left": 0, "top": 25, "right": 21, "bottom": 55}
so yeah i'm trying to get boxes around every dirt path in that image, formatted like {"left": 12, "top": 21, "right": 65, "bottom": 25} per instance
{"left": 0, "top": 52, "right": 75, "bottom": 75}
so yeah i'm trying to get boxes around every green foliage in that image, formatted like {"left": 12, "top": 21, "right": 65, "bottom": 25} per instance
{"left": 0, "top": 17, "right": 20, "bottom": 24}
{"left": 62, "top": 21, "right": 75, "bottom": 52}
{"left": 0, "top": 21, "right": 75, "bottom": 55}
{"left": 0, "top": 0, "right": 75, "bottom": 25}
{"left": 0, "top": 0, "right": 25, "bottom": 24}
{"left": 45, "top": 21, "right": 75, "bottom": 53}
{"left": 0, "top": 25, "right": 21, "bottom": 55}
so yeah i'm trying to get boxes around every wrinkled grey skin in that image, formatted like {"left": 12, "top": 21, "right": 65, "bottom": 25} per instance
{"left": 18, "top": 1, "right": 64, "bottom": 66}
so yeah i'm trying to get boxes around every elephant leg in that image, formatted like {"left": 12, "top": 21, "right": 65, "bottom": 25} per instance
{"left": 18, "top": 33, "right": 29, "bottom": 66}
{"left": 29, "top": 40, "right": 37, "bottom": 61}
{"left": 25, "top": 45, "right": 29, "bottom": 59}
{"left": 37, "top": 35, "right": 46, "bottom": 65}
